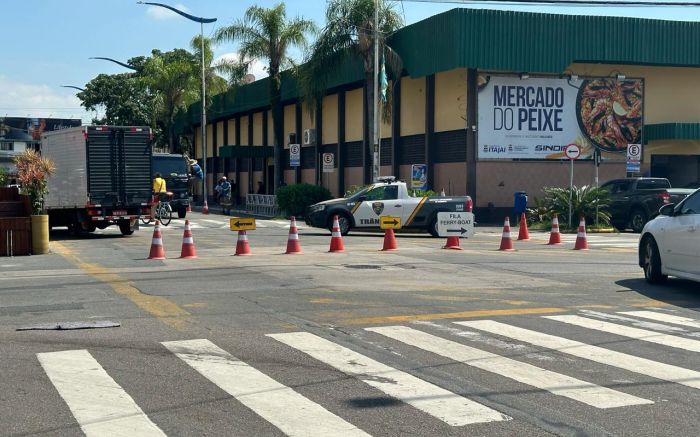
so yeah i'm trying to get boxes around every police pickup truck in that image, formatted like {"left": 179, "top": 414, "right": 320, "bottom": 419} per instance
{"left": 305, "top": 177, "right": 473, "bottom": 236}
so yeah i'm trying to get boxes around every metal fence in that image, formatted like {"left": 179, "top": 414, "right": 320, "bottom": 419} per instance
{"left": 245, "top": 194, "right": 279, "bottom": 217}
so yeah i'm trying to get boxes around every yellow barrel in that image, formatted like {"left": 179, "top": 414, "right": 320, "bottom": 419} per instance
{"left": 31, "top": 214, "right": 50, "bottom": 254}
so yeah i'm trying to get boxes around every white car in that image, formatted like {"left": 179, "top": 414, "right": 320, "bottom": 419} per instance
{"left": 639, "top": 188, "right": 700, "bottom": 283}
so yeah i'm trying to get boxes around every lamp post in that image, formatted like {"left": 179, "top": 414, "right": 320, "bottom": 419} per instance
{"left": 89, "top": 57, "right": 139, "bottom": 71}
{"left": 138, "top": 1, "right": 216, "bottom": 211}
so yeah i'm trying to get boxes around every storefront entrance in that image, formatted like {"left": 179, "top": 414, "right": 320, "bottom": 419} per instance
{"left": 651, "top": 154, "right": 700, "bottom": 188}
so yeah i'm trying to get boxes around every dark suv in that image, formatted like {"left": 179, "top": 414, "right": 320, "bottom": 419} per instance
{"left": 152, "top": 153, "right": 190, "bottom": 218}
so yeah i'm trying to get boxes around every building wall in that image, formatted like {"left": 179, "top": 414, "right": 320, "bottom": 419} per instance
{"left": 227, "top": 119, "right": 236, "bottom": 145}
{"left": 320, "top": 169, "right": 339, "bottom": 197}
{"left": 345, "top": 88, "right": 363, "bottom": 142}
{"left": 435, "top": 68, "right": 467, "bottom": 132}
{"left": 206, "top": 124, "right": 213, "bottom": 157}
{"left": 240, "top": 116, "right": 249, "bottom": 145}
{"left": 283, "top": 104, "right": 296, "bottom": 149}
{"left": 345, "top": 167, "right": 363, "bottom": 190}
{"left": 302, "top": 169, "right": 315, "bottom": 184}
{"left": 400, "top": 76, "right": 426, "bottom": 136}
{"left": 322, "top": 94, "right": 339, "bottom": 145}
{"left": 253, "top": 112, "right": 263, "bottom": 146}
{"left": 433, "top": 162, "right": 467, "bottom": 195}
{"left": 267, "top": 109, "right": 274, "bottom": 145}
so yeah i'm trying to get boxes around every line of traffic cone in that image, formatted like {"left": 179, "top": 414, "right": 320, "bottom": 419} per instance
{"left": 574, "top": 217, "right": 589, "bottom": 250}
{"left": 235, "top": 230, "right": 252, "bottom": 255}
{"left": 547, "top": 214, "right": 562, "bottom": 245}
{"left": 381, "top": 228, "right": 398, "bottom": 251}
{"left": 517, "top": 212, "right": 530, "bottom": 240}
{"left": 443, "top": 235, "right": 462, "bottom": 250}
{"left": 328, "top": 215, "right": 345, "bottom": 253}
{"left": 179, "top": 220, "right": 197, "bottom": 258}
{"left": 498, "top": 217, "right": 515, "bottom": 251}
{"left": 148, "top": 221, "right": 166, "bottom": 259}
{"left": 285, "top": 216, "right": 302, "bottom": 254}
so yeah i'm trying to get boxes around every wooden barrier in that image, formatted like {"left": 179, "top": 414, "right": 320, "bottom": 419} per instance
{"left": 0, "top": 187, "right": 32, "bottom": 256}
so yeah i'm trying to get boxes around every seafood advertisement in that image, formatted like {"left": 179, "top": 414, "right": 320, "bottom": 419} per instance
{"left": 477, "top": 75, "right": 643, "bottom": 160}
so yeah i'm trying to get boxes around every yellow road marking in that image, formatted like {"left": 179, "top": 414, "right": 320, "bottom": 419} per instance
{"left": 182, "top": 303, "right": 208, "bottom": 308}
{"left": 343, "top": 307, "right": 564, "bottom": 325}
{"left": 52, "top": 242, "right": 190, "bottom": 330}
{"left": 500, "top": 300, "right": 531, "bottom": 305}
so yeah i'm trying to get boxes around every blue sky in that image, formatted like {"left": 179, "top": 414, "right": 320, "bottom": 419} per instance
{"left": 2, "top": 0, "right": 700, "bottom": 124}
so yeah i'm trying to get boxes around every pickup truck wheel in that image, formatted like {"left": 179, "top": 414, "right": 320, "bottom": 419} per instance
{"left": 643, "top": 237, "right": 667, "bottom": 284}
{"left": 630, "top": 209, "right": 647, "bottom": 233}
{"left": 427, "top": 217, "right": 440, "bottom": 237}
{"left": 329, "top": 214, "right": 351, "bottom": 236}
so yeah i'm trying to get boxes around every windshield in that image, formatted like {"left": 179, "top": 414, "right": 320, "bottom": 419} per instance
{"left": 152, "top": 155, "right": 188, "bottom": 178}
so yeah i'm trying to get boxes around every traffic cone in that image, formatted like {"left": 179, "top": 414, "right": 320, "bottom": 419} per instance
{"left": 285, "top": 216, "right": 302, "bottom": 254}
{"left": 328, "top": 215, "right": 345, "bottom": 253}
{"left": 517, "top": 212, "right": 530, "bottom": 240}
{"left": 148, "top": 221, "right": 166, "bottom": 259}
{"left": 179, "top": 220, "right": 197, "bottom": 258}
{"left": 186, "top": 204, "right": 192, "bottom": 213}
{"left": 235, "top": 230, "right": 251, "bottom": 256}
{"left": 499, "top": 217, "right": 515, "bottom": 251}
{"left": 381, "top": 228, "right": 398, "bottom": 251}
{"left": 443, "top": 235, "right": 462, "bottom": 250}
{"left": 547, "top": 214, "right": 562, "bottom": 245}
{"left": 574, "top": 218, "right": 589, "bottom": 250}
{"left": 202, "top": 199, "right": 209, "bottom": 215}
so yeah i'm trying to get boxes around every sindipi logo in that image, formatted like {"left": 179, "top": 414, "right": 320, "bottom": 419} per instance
{"left": 483, "top": 145, "right": 507, "bottom": 153}
{"left": 535, "top": 145, "right": 568, "bottom": 152}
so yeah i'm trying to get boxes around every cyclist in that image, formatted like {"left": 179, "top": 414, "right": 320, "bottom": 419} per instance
{"left": 151, "top": 173, "right": 167, "bottom": 218}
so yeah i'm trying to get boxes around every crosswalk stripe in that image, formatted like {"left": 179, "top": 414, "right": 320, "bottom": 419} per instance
{"left": 456, "top": 320, "right": 700, "bottom": 390}
{"left": 162, "top": 339, "right": 369, "bottom": 437}
{"left": 544, "top": 315, "right": 700, "bottom": 353}
{"left": 268, "top": 332, "right": 509, "bottom": 426}
{"left": 201, "top": 219, "right": 227, "bottom": 225}
{"left": 619, "top": 311, "right": 700, "bottom": 329}
{"left": 37, "top": 350, "right": 166, "bottom": 437}
{"left": 366, "top": 326, "right": 651, "bottom": 409}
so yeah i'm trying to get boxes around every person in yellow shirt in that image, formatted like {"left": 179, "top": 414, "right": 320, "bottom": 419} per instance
{"left": 151, "top": 173, "right": 167, "bottom": 218}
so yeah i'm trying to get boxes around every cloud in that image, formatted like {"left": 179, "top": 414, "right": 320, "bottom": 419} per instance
{"left": 214, "top": 52, "right": 269, "bottom": 82}
{"left": 145, "top": 3, "right": 190, "bottom": 20}
{"left": 0, "top": 75, "right": 95, "bottom": 124}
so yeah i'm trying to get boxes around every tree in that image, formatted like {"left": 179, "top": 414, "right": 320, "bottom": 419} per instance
{"left": 78, "top": 72, "right": 151, "bottom": 126}
{"left": 302, "top": 0, "right": 403, "bottom": 183}
{"left": 215, "top": 3, "right": 315, "bottom": 194}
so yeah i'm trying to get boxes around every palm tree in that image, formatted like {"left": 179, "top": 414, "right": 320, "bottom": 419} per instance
{"left": 215, "top": 3, "right": 315, "bottom": 193}
{"left": 302, "top": 0, "right": 403, "bottom": 183}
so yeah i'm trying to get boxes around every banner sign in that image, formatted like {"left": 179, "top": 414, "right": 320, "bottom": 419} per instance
{"left": 477, "top": 76, "right": 643, "bottom": 160}
{"left": 0, "top": 117, "right": 81, "bottom": 142}
{"left": 411, "top": 164, "right": 428, "bottom": 190}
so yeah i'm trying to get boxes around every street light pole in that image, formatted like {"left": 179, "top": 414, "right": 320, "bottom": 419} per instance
{"left": 138, "top": 2, "right": 216, "bottom": 212}
{"left": 372, "top": 0, "right": 380, "bottom": 183}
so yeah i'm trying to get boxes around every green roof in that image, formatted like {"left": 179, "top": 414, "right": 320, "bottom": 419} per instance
{"left": 645, "top": 123, "right": 700, "bottom": 142}
{"left": 177, "top": 8, "right": 700, "bottom": 134}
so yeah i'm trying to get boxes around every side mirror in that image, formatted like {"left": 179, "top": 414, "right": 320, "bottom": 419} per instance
{"left": 358, "top": 195, "right": 367, "bottom": 202}
{"left": 659, "top": 203, "right": 675, "bottom": 216}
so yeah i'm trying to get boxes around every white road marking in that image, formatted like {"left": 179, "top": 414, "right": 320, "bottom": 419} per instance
{"left": 201, "top": 219, "right": 227, "bottom": 225}
{"left": 578, "top": 310, "right": 690, "bottom": 334}
{"left": 367, "top": 326, "right": 651, "bottom": 409}
{"left": 456, "top": 320, "right": 700, "bottom": 390}
{"left": 37, "top": 349, "right": 166, "bottom": 437}
{"left": 162, "top": 339, "right": 368, "bottom": 437}
{"left": 619, "top": 311, "right": 700, "bottom": 330}
{"left": 268, "top": 331, "right": 509, "bottom": 426}
{"left": 545, "top": 315, "right": 700, "bottom": 353}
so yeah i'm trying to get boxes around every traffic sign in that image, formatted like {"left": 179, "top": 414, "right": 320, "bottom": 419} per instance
{"left": 564, "top": 144, "right": 581, "bottom": 160}
{"left": 626, "top": 161, "right": 641, "bottom": 173}
{"left": 289, "top": 143, "right": 300, "bottom": 167}
{"left": 379, "top": 216, "right": 401, "bottom": 229}
{"left": 322, "top": 153, "right": 334, "bottom": 173}
{"left": 627, "top": 143, "right": 642, "bottom": 162}
{"left": 229, "top": 217, "right": 256, "bottom": 231}
{"left": 437, "top": 212, "right": 474, "bottom": 238}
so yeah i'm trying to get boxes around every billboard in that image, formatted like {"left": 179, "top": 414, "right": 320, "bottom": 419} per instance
{"left": 0, "top": 117, "right": 81, "bottom": 142}
{"left": 477, "top": 76, "right": 643, "bottom": 160}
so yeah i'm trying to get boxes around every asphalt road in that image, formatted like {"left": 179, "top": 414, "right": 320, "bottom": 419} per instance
{"left": 1, "top": 212, "right": 699, "bottom": 436}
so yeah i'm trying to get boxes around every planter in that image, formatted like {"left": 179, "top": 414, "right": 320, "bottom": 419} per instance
{"left": 31, "top": 214, "right": 49, "bottom": 254}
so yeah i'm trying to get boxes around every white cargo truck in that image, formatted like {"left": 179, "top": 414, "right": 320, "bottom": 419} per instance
{"left": 41, "top": 126, "right": 152, "bottom": 235}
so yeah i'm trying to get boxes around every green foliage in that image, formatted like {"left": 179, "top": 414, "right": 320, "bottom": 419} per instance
{"left": 78, "top": 73, "right": 152, "bottom": 126}
{"left": 525, "top": 196, "right": 553, "bottom": 224}
{"left": 276, "top": 184, "right": 332, "bottom": 217}
{"left": 0, "top": 167, "right": 8, "bottom": 186}
{"left": 542, "top": 185, "right": 612, "bottom": 226}
{"left": 409, "top": 189, "right": 437, "bottom": 197}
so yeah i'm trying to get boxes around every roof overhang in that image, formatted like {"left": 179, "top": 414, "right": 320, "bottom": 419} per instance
{"left": 218, "top": 145, "right": 274, "bottom": 159}
{"left": 645, "top": 123, "right": 700, "bottom": 142}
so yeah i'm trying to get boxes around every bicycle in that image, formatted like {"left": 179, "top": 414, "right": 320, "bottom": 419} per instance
{"left": 140, "top": 192, "right": 173, "bottom": 226}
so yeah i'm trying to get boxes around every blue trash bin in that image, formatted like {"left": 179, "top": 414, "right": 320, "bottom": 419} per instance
{"left": 514, "top": 192, "right": 528, "bottom": 216}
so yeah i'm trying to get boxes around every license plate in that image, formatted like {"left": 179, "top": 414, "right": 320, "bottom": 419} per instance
{"left": 112, "top": 210, "right": 127, "bottom": 216}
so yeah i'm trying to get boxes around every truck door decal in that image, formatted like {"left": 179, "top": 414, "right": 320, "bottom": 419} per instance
{"left": 404, "top": 197, "right": 428, "bottom": 226}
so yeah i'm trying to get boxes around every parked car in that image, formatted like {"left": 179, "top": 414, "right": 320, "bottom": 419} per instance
{"left": 601, "top": 178, "right": 694, "bottom": 232}
{"left": 639, "top": 188, "right": 700, "bottom": 284}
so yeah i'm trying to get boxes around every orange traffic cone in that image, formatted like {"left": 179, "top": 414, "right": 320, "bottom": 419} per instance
{"left": 328, "top": 215, "right": 345, "bottom": 253}
{"left": 517, "top": 213, "right": 530, "bottom": 240}
{"left": 499, "top": 217, "right": 515, "bottom": 251}
{"left": 202, "top": 199, "right": 209, "bottom": 214}
{"left": 186, "top": 203, "right": 192, "bottom": 213}
{"left": 179, "top": 220, "right": 197, "bottom": 258}
{"left": 285, "top": 216, "right": 302, "bottom": 254}
{"left": 235, "top": 230, "right": 251, "bottom": 256}
{"left": 574, "top": 218, "right": 589, "bottom": 250}
{"left": 148, "top": 221, "right": 166, "bottom": 259}
{"left": 547, "top": 214, "right": 562, "bottom": 245}
{"left": 443, "top": 235, "right": 462, "bottom": 250}
{"left": 381, "top": 228, "right": 398, "bottom": 251}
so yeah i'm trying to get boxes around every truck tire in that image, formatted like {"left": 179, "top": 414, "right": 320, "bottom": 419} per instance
{"left": 178, "top": 208, "right": 187, "bottom": 219}
{"left": 642, "top": 237, "right": 667, "bottom": 284}
{"left": 119, "top": 221, "right": 134, "bottom": 236}
{"left": 328, "top": 213, "right": 351, "bottom": 236}
{"left": 630, "top": 208, "right": 647, "bottom": 233}
{"left": 427, "top": 217, "right": 440, "bottom": 237}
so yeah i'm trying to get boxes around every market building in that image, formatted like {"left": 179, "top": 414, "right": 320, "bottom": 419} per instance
{"left": 175, "top": 8, "right": 700, "bottom": 219}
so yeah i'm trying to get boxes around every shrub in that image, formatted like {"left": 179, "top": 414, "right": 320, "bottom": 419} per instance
{"left": 14, "top": 149, "right": 55, "bottom": 215}
{"left": 409, "top": 189, "right": 437, "bottom": 197}
{"left": 526, "top": 196, "right": 553, "bottom": 224}
{"left": 543, "top": 185, "right": 612, "bottom": 226}
{"left": 277, "top": 183, "right": 332, "bottom": 218}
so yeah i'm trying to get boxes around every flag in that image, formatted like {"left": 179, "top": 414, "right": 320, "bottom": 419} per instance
{"left": 379, "top": 54, "right": 388, "bottom": 103}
